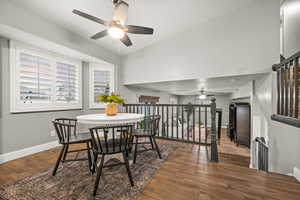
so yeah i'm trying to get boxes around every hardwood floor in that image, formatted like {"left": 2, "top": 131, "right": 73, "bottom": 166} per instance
{"left": 1, "top": 140, "right": 300, "bottom": 200}
{"left": 218, "top": 128, "right": 250, "bottom": 157}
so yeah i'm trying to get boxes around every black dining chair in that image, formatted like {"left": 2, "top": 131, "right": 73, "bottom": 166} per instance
{"left": 132, "top": 115, "right": 162, "bottom": 164}
{"left": 52, "top": 118, "right": 92, "bottom": 176}
{"left": 89, "top": 124, "right": 134, "bottom": 196}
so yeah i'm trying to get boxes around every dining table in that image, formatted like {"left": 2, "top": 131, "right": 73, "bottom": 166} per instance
{"left": 76, "top": 113, "right": 145, "bottom": 125}
{"left": 76, "top": 112, "right": 145, "bottom": 165}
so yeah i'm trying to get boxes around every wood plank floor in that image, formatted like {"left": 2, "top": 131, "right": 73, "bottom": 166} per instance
{"left": 218, "top": 129, "right": 250, "bottom": 157}
{"left": 1, "top": 140, "right": 300, "bottom": 200}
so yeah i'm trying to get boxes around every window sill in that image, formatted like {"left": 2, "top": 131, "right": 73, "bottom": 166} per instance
{"left": 271, "top": 114, "right": 300, "bottom": 128}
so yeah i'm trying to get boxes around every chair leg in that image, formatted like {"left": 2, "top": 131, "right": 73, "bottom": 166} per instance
{"left": 149, "top": 136, "right": 155, "bottom": 149}
{"left": 123, "top": 152, "right": 134, "bottom": 186}
{"left": 133, "top": 137, "right": 139, "bottom": 164}
{"left": 92, "top": 152, "right": 98, "bottom": 174}
{"left": 93, "top": 155, "right": 105, "bottom": 196}
{"left": 52, "top": 145, "right": 66, "bottom": 176}
{"left": 62, "top": 144, "right": 69, "bottom": 162}
{"left": 86, "top": 142, "right": 92, "bottom": 172}
{"left": 152, "top": 137, "right": 162, "bottom": 159}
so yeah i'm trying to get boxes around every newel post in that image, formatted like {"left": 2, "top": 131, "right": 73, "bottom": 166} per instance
{"left": 210, "top": 98, "right": 219, "bottom": 162}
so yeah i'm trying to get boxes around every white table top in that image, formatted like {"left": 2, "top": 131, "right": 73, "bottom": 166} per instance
{"left": 77, "top": 113, "right": 145, "bottom": 125}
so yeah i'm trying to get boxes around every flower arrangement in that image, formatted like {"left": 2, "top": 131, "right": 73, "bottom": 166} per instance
{"left": 97, "top": 93, "right": 125, "bottom": 104}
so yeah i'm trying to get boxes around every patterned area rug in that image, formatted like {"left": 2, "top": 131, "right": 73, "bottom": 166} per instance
{"left": 0, "top": 144, "right": 175, "bottom": 200}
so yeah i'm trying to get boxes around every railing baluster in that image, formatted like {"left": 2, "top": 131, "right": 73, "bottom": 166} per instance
{"left": 193, "top": 106, "right": 195, "bottom": 142}
{"left": 166, "top": 106, "right": 169, "bottom": 138}
{"left": 181, "top": 106, "right": 184, "bottom": 141}
{"left": 162, "top": 105, "right": 164, "bottom": 137}
{"left": 176, "top": 106, "right": 179, "bottom": 139}
{"left": 187, "top": 106, "right": 189, "bottom": 141}
{"left": 171, "top": 105, "right": 174, "bottom": 138}
{"left": 199, "top": 106, "right": 201, "bottom": 144}
{"left": 205, "top": 107, "right": 208, "bottom": 144}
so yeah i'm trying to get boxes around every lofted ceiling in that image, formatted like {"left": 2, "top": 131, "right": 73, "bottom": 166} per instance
{"left": 10, "top": 0, "right": 254, "bottom": 55}
{"left": 126, "top": 73, "right": 268, "bottom": 95}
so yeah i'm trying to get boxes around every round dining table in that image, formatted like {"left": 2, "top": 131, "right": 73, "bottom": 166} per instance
{"left": 76, "top": 113, "right": 145, "bottom": 125}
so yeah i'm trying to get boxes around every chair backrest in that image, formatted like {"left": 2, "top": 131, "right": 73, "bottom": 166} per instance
{"left": 140, "top": 115, "right": 161, "bottom": 136}
{"left": 89, "top": 124, "right": 133, "bottom": 154}
{"left": 52, "top": 118, "right": 77, "bottom": 144}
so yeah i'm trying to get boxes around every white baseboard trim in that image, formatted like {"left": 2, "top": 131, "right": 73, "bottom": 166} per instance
{"left": 0, "top": 140, "right": 59, "bottom": 164}
{"left": 293, "top": 167, "right": 300, "bottom": 182}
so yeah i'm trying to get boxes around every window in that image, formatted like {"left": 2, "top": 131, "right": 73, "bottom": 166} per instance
{"left": 10, "top": 41, "right": 82, "bottom": 113}
{"left": 89, "top": 63, "right": 115, "bottom": 109}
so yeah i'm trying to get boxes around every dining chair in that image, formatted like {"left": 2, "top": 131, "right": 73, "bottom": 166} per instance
{"left": 89, "top": 124, "right": 134, "bottom": 196}
{"left": 132, "top": 115, "right": 162, "bottom": 164}
{"left": 52, "top": 118, "right": 92, "bottom": 176}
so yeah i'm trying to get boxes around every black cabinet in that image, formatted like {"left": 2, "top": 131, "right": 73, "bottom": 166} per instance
{"left": 228, "top": 102, "right": 251, "bottom": 147}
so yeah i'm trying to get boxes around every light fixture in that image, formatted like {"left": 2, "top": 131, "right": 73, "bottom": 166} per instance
{"left": 108, "top": 27, "right": 125, "bottom": 39}
{"left": 199, "top": 94, "right": 206, "bottom": 100}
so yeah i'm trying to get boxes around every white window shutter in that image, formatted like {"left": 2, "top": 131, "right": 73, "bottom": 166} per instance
{"left": 19, "top": 52, "right": 53, "bottom": 103}
{"left": 56, "top": 62, "right": 79, "bottom": 103}
{"left": 89, "top": 63, "right": 115, "bottom": 109}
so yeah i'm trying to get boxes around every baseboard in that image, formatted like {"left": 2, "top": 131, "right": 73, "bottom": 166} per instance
{"left": 293, "top": 167, "right": 300, "bottom": 182}
{"left": 0, "top": 140, "right": 59, "bottom": 164}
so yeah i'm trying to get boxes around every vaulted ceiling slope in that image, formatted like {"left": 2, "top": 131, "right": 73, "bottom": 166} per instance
{"left": 10, "top": 0, "right": 255, "bottom": 55}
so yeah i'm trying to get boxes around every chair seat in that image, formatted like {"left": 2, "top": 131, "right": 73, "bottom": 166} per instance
{"left": 132, "top": 129, "right": 153, "bottom": 137}
{"left": 93, "top": 138, "right": 129, "bottom": 154}
{"left": 62, "top": 132, "right": 91, "bottom": 144}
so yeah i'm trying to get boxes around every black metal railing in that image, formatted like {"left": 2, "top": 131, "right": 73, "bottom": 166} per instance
{"left": 255, "top": 137, "right": 269, "bottom": 172}
{"left": 122, "top": 98, "right": 220, "bottom": 162}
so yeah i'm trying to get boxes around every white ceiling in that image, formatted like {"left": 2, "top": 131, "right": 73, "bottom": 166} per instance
{"left": 10, "top": 0, "right": 254, "bottom": 55}
{"left": 126, "top": 73, "right": 268, "bottom": 95}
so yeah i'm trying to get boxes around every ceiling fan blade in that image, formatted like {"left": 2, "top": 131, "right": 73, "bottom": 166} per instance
{"left": 120, "top": 34, "right": 132, "bottom": 47}
{"left": 125, "top": 25, "right": 154, "bottom": 35}
{"left": 91, "top": 30, "right": 109, "bottom": 40}
{"left": 73, "top": 9, "right": 108, "bottom": 26}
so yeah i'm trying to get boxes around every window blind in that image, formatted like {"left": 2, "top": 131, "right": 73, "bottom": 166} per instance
{"left": 93, "top": 70, "right": 111, "bottom": 103}
{"left": 19, "top": 52, "right": 52, "bottom": 103}
{"left": 56, "top": 62, "right": 78, "bottom": 103}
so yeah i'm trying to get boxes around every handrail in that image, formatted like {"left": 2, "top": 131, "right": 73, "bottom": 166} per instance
{"left": 255, "top": 137, "right": 269, "bottom": 172}
{"left": 123, "top": 100, "right": 220, "bottom": 162}
{"left": 272, "top": 51, "right": 300, "bottom": 71}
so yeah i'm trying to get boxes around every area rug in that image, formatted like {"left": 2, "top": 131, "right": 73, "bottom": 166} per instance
{"left": 0, "top": 144, "right": 175, "bottom": 200}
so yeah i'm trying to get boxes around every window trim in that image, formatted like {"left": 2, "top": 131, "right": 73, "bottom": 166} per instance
{"left": 89, "top": 63, "right": 115, "bottom": 109}
{"left": 10, "top": 40, "right": 83, "bottom": 113}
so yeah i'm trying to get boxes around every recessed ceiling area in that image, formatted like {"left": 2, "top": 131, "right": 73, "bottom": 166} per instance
{"left": 10, "top": 0, "right": 255, "bottom": 55}
{"left": 126, "top": 73, "right": 268, "bottom": 95}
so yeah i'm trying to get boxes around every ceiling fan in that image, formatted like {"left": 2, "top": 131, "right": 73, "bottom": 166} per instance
{"left": 72, "top": 0, "right": 154, "bottom": 47}
{"left": 198, "top": 88, "right": 215, "bottom": 100}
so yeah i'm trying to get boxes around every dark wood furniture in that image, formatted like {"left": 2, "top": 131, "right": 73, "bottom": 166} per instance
{"left": 228, "top": 103, "right": 251, "bottom": 147}
{"left": 138, "top": 95, "right": 160, "bottom": 104}
{"left": 132, "top": 115, "right": 162, "bottom": 164}
{"left": 89, "top": 124, "right": 134, "bottom": 196}
{"left": 52, "top": 118, "right": 92, "bottom": 176}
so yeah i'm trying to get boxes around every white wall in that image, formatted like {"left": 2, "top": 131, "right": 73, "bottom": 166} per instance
{"left": 264, "top": 0, "right": 300, "bottom": 175}
{"left": 121, "top": 86, "right": 173, "bottom": 104}
{"left": 122, "top": 0, "right": 280, "bottom": 84}
{"left": 252, "top": 72, "right": 300, "bottom": 175}
{"left": 282, "top": 0, "right": 300, "bottom": 57}
{"left": 231, "top": 82, "right": 252, "bottom": 100}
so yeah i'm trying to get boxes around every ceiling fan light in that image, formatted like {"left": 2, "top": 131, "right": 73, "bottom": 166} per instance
{"left": 108, "top": 27, "right": 125, "bottom": 39}
{"left": 199, "top": 94, "right": 206, "bottom": 100}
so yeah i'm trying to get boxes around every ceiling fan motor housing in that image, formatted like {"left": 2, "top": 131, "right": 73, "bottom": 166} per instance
{"left": 113, "top": 0, "right": 129, "bottom": 25}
